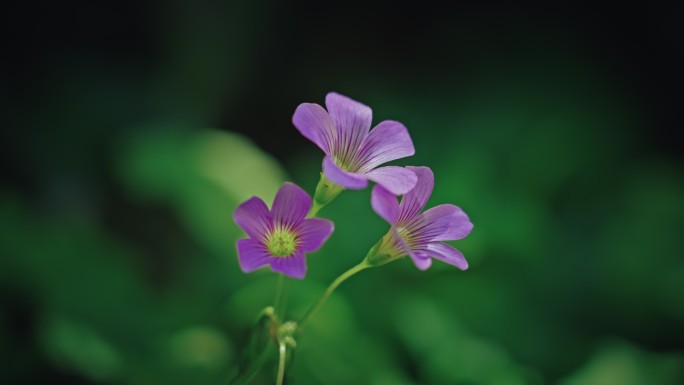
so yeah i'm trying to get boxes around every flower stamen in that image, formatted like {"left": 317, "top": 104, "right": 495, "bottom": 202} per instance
{"left": 267, "top": 227, "right": 298, "bottom": 257}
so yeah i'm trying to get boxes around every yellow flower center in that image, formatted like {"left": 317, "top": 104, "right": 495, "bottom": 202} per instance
{"left": 396, "top": 226, "right": 415, "bottom": 247}
{"left": 267, "top": 228, "right": 298, "bottom": 257}
{"left": 334, "top": 156, "right": 351, "bottom": 171}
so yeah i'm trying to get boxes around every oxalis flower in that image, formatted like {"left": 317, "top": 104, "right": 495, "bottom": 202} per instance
{"left": 292, "top": 92, "right": 417, "bottom": 198}
{"left": 367, "top": 166, "right": 473, "bottom": 270}
{"left": 233, "top": 182, "right": 334, "bottom": 279}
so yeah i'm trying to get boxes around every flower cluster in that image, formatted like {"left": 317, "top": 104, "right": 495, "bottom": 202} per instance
{"left": 233, "top": 92, "right": 473, "bottom": 279}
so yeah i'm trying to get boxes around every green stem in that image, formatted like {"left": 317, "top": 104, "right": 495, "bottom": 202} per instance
{"left": 273, "top": 274, "right": 286, "bottom": 319}
{"left": 228, "top": 307, "right": 279, "bottom": 385}
{"left": 297, "top": 259, "right": 371, "bottom": 333}
{"left": 308, "top": 201, "right": 322, "bottom": 217}
{"left": 276, "top": 342, "right": 287, "bottom": 385}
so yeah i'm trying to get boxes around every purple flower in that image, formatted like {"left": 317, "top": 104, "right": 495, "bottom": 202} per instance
{"left": 233, "top": 182, "right": 334, "bottom": 279}
{"left": 292, "top": 92, "right": 417, "bottom": 196}
{"left": 369, "top": 166, "right": 473, "bottom": 270}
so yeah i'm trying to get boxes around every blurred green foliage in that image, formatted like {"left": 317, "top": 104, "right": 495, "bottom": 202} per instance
{"left": 2, "top": 1, "right": 683, "bottom": 384}
{"left": 3, "top": 109, "right": 683, "bottom": 383}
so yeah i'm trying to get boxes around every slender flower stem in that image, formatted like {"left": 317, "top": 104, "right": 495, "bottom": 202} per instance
{"left": 276, "top": 342, "right": 287, "bottom": 385}
{"left": 297, "top": 259, "right": 371, "bottom": 333}
{"left": 273, "top": 274, "right": 286, "bottom": 319}
{"left": 308, "top": 201, "right": 322, "bottom": 217}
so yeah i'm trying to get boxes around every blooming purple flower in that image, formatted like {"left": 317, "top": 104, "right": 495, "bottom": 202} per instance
{"left": 233, "top": 182, "right": 334, "bottom": 279}
{"left": 292, "top": 92, "right": 417, "bottom": 196}
{"left": 369, "top": 166, "right": 473, "bottom": 270}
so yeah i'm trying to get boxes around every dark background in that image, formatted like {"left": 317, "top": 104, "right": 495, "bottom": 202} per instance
{"left": 2, "top": 1, "right": 683, "bottom": 384}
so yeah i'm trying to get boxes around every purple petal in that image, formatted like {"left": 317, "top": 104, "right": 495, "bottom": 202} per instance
{"left": 270, "top": 250, "right": 307, "bottom": 279}
{"left": 387, "top": 227, "right": 415, "bottom": 259}
{"left": 356, "top": 120, "right": 415, "bottom": 172}
{"left": 419, "top": 242, "right": 468, "bottom": 270}
{"left": 409, "top": 253, "right": 433, "bottom": 271}
{"left": 371, "top": 185, "right": 400, "bottom": 225}
{"left": 406, "top": 204, "right": 459, "bottom": 245}
{"left": 398, "top": 166, "right": 434, "bottom": 223}
{"left": 272, "top": 182, "right": 311, "bottom": 228}
{"left": 296, "top": 218, "right": 334, "bottom": 252}
{"left": 292, "top": 103, "right": 336, "bottom": 154}
{"left": 322, "top": 156, "right": 369, "bottom": 190}
{"left": 233, "top": 197, "right": 272, "bottom": 240}
{"left": 325, "top": 92, "right": 372, "bottom": 159}
{"left": 431, "top": 205, "right": 473, "bottom": 241}
{"left": 237, "top": 238, "right": 272, "bottom": 272}
{"left": 365, "top": 166, "right": 418, "bottom": 196}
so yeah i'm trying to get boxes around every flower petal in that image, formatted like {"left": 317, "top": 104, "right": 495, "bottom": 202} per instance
{"left": 406, "top": 204, "right": 459, "bottom": 245}
{"left": 356, "top": 120, "right": 415, "bottom": 172}
{"left": 365, "top": 166, "right": 417, "bottom": 196}
{"left": 233, "top": 197, "right": 272, "bottom": 240}
{"left": 272, "top": 182, "right": 311, "bottom": 228}
{"left": 325, "top": 92, "right": 372, "bottom": 160}
{"left": 431, "top": 205, "right": 473, "bottom": 241}
{"left": 388, "top": 227, "right": 415, "bottom": 258}
{"left": 292, "top": 103, "right": 336, "bottom": 154}
{"left": 270, "top": 250, "right": 307, "bottom": 279}
{"left": 398, "top": 166, "right": 434, "bottom": 223}
{"left": 237, "top": 238, "right": 272, "bottom": 272}
{"left": 371, "top": 185, "right": 400, "bottom": 225}
{"left": 297, "top": 218, "right": 334, "bottom": 252}
{"left": 409, "top": 253, "right": 433, "bottom": 271}
{"left": 322, "top": 156, "right": 369, "bottom": 190}
{"left": 419, "top": 242, "right": 468, "bottom": 270}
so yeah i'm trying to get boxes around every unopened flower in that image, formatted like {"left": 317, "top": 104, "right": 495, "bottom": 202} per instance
{"left": 233, "top": 182, "right": 334, "bottom": 279}
{"left": 368, "top": 166, "right": 473, "bottom": 270}
{"left": 292, "top": 92, "right": 417, "bottom": 196}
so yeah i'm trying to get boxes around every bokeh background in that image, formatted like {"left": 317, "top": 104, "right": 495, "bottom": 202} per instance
{"left": 2, "top": 1, "right": 683, "bottom": 384}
